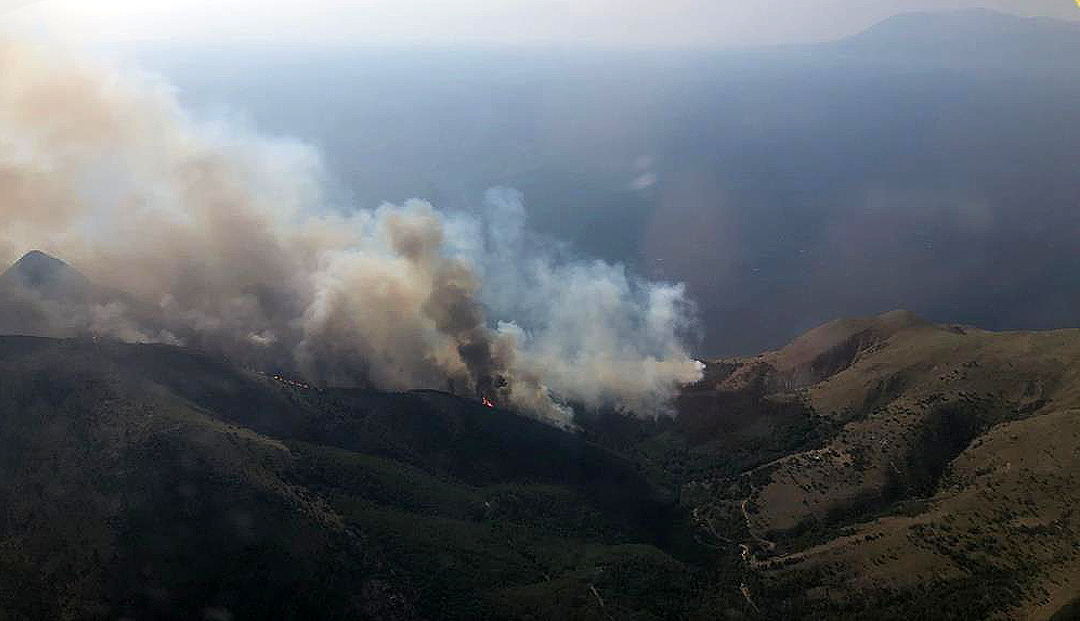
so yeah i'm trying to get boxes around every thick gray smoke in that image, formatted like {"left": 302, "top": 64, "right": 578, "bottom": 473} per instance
{"left": 0, "top": 37, "right": 702, "bottom": 424}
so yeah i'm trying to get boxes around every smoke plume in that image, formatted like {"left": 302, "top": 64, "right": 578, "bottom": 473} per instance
{"left": 0, "top": 37, "right": 702, "bottom": 424}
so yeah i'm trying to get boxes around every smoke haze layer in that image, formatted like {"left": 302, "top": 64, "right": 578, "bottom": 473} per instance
{"left": 0, "top": 37, "right": 702, "bottom": 424}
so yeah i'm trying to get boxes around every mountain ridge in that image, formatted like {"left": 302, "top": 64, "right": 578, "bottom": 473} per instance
{"left": 4, "top": 254, "right": 1080, "bottom": 618}
{"left": 822, "top": 7, "right": 1080, "bottom": 68}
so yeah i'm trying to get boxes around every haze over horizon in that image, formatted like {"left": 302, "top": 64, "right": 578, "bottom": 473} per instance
{"left": 3, "top": 3, "right": 1080, "bottom": 360}
{"left": 4, "top": 0, "right": 1079, "bottom": 49}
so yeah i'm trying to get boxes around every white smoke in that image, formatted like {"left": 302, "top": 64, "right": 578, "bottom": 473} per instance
{"left": 0, "top": 36, "right": 702, "bottom": 425}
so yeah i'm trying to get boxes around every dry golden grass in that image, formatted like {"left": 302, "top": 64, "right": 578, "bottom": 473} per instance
{"left": 689, "top": 311, "right": 1080, "bottom": 619}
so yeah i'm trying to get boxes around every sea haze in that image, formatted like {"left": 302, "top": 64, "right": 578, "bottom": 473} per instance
{"left": 122, "top": 8, "right": 1080, "bottom": 356}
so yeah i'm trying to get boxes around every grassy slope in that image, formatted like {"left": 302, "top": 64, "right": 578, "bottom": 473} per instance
{"left": 675, "top": 312, "right": 1080, "bottom": 620}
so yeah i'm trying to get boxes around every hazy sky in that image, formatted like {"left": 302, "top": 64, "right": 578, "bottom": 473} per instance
{"left": 4, "top": 0, "right": 1079, "bottom": 49}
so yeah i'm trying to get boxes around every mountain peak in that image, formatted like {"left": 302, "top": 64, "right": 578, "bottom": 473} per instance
{"left": 12, "top": 249, "right": 67, "bottom": 268}
{"left": 19, "top": 250, "right": 60, "bottom": 261}
{"left": 0, "top": 250, "right": 88, "bottom": 296}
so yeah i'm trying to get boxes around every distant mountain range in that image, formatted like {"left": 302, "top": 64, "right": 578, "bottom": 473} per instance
{"left": 821, "top": 8, "right": 1080, "bottom": 68}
